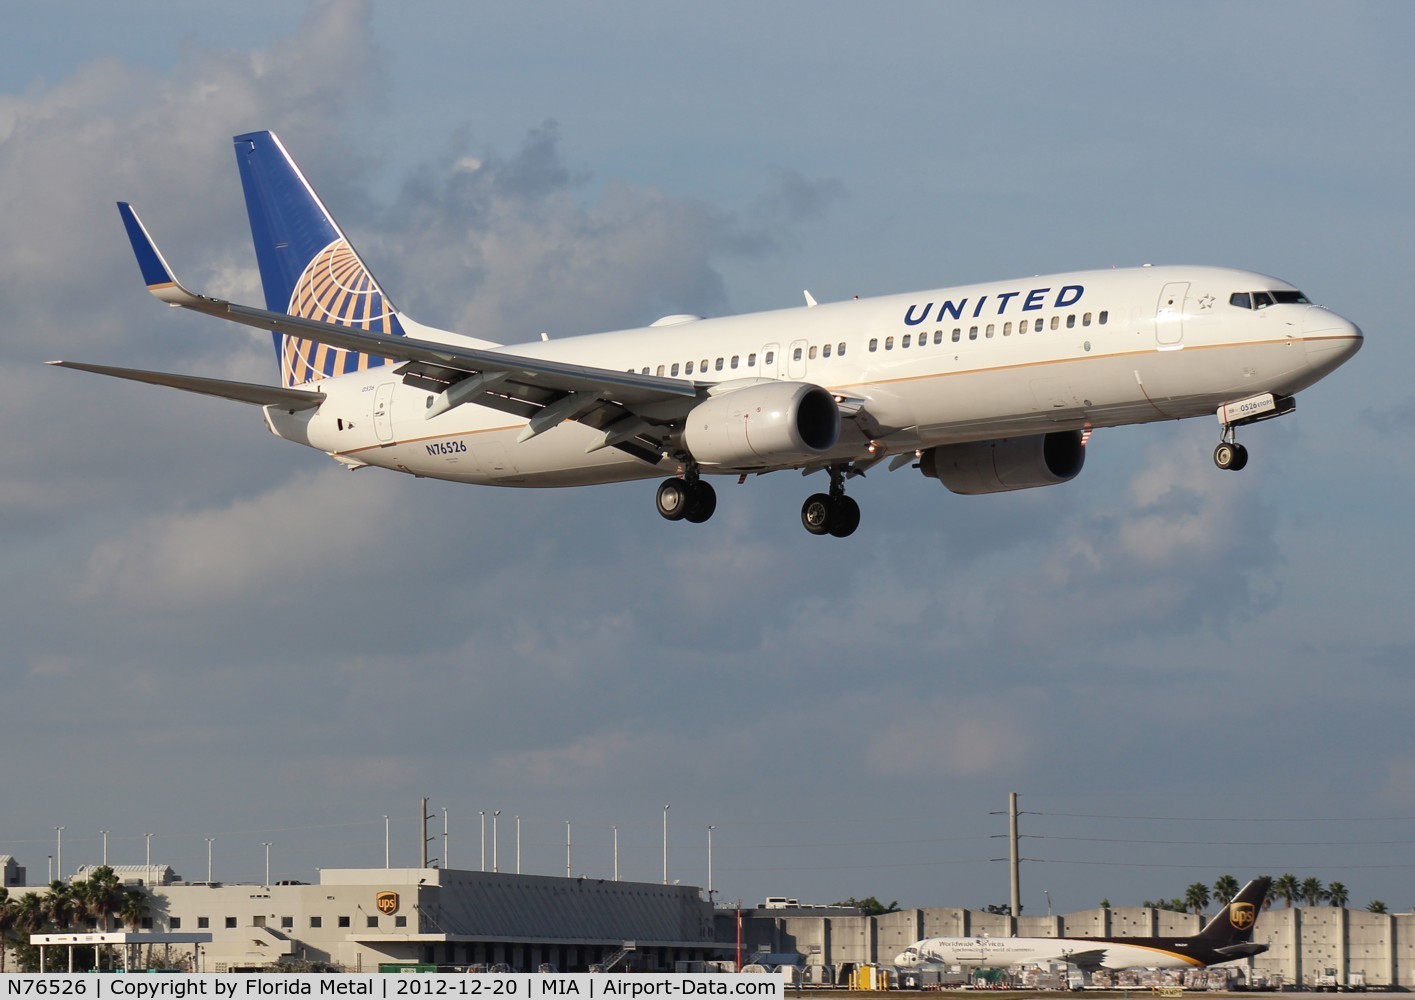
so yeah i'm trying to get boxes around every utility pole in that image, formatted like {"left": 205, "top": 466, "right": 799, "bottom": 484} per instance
{"left": 1009, "top": 792, "right": 1021, "bottom": 918}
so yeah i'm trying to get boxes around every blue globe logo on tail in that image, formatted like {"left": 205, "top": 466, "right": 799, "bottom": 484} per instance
{"left": 282, "top": 239, "right": 401, "bottom": 387}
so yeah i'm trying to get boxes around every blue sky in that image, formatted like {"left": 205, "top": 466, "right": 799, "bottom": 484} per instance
{"left": 1, "top": 1, "right": 1411, "bottom": 915}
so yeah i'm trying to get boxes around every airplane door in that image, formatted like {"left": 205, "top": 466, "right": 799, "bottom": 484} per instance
{"left": 761, "top": 342, "right": 782, "bottom": 379}
{"left": 788, "top": 339, "right": 809, "bottom": 379}
{"left": 373, "top": 382, "right": 395, "bottom": 442}
{"left": 1155, "top": 282, "right": 1189, "bottom": 347}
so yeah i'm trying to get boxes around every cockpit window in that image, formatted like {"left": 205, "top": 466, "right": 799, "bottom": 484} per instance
{"left": 1231, "top": 289, "right": 1310, "bottom": 310}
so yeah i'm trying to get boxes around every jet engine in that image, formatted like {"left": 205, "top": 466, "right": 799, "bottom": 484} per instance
{"left": 920, "top": 429, "right": 1085, "bottom": 495}
{"left": 682, "top": 381, "right": 839, "bottom": 467}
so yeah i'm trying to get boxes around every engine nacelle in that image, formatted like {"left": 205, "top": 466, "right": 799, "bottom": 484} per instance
{"left": 682, "top": 381, "right": 839, "bottom": 467}
{"left": 920, "top": 429, "right": 1086, "bottom": 495}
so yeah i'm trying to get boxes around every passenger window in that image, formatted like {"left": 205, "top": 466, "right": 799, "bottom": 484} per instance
{"left": 822, "top": 343, "right": 831, "bottom": 358}
{"left": 838, "top": 342, "right": 846, "bottom": 356}
{"left": 656, "top": 365, "right": 665, "bottom": 376}
{"left": 985, "top": 323, "right": 995, "bottom": 338}
{"left": 885, "top": 336, "right": 895, "bottom": 350}
{"left": 1098, "top": 310, "right": 1108, "bottom": 324}
{"left": 671, "top": 363, "right": 680, "bottom": 376}
{"left": 869, "top": 338, "right": 878, "bottom": 352}
{"left": 968, "top": 326, "right": 978, "bottom": 340}
{"left": 901, "top": 334, "right": 911, "bottom": 348}
{"left": 765, "top": 350, "right": 775, "bottom": 364}
{"left": 731, "top": 355, "right": 740, "bottom": 369}
{"left": 748, "top": 352, "right": 757, "bottom": 366}
{"left": 700, "top": 358, "right": 708, "bottom": 371}
{"left": 952, "top": 329, "right": 961, "bottom": 343}
{"left": 934, "top": 330, "right": 943, "bottom": 345}
{"left": 641, "top": 366, "right": 650, "bottom": 374}
{"left": 1082, "top": 313, "right": 1091, "bottom": 327}
{"left": 685, "top": 360, "right": 694, "bottom": 375}
{"left": 793, "top": 347, "right": 803, "bottom": 361}
{"left": 808, "top": 346, "right": 817, "bottom": 360}
{"left": 1066, "top": 314, "right": 1076, "bottom": 328}
{"left": 715, "top": 357, "right": 724, "bottom": 371}
{"left": 1050, "top": 316, "right": 1060, "bottom": 330}
{"left": 1003, "top": 322, "right": 1012, "bottom": 336}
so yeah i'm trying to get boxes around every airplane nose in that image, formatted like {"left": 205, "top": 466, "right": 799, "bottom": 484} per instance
{"left": 1301, "top": 306, "right": 1363, "bottom": 372}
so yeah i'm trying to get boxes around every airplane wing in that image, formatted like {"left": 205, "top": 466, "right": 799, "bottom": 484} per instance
{"left": 46, "top": 360, "right": 324, "bottom": 409}
{"left": 115, "top": 202, "right": 698, "bottom": 460}
{"left": 1058, "top": 949, "right": 1108, "bottom": 972}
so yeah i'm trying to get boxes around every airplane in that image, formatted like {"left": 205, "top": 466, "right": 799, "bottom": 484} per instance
{"left": 893, "top": 876, "right": 1272, "bottom": 973}
{"left": 51, "top": 132, "right": 1363, "bottom": 538}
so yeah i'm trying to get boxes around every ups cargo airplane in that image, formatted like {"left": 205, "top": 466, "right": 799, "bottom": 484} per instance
{"left": 52, "top": 133, "right": 1363, "bottom": 537}
{"left": 894, "top": 876, "right": 1271, "bottom": 973}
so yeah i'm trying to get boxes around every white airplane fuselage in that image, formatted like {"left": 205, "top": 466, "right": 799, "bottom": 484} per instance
{"left": 896, "top": 935, "right": 1212, "bottom": 971}
{"left": 266, "top": 264, "right": 1361, "bottom": 486}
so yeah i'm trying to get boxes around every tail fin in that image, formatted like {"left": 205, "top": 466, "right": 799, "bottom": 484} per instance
{"left": 233, "top": 131, "right": 403, "bottom": 388}
{"left": 1197, "top": 877, "right": 1271, "bottom": 945}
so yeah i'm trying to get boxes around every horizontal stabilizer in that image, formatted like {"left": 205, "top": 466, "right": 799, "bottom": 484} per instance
{"left": 47, "top": 361, "right": 324, "bottom": 409}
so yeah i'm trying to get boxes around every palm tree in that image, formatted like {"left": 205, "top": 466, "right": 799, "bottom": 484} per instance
{"left": 119, "top": 887, "right": 150, "bottom": 970}
{"left": 12, "top": 892, "right": 48, "bottom": 972}
{"left": 1273, "top": 873, "right": 1300, "bottom": 908}
{"left": 1213, "top": 874, "right": 1240, "bottom": 906}
{"left": 1185, "top": 882, "right": 1212, "bottom": 915}
{"left": 1326, "top": 882, "right": 1349, "bottom": 908}
{"left": 41, "top": 881, "right": 76, "bottom": 932}
{"left": 0, "top": 888, "right": 14, "bottom": 973}
{"left": 1300, "top": 877, "right": 1327, "bottom": 907}
{"left": 1366, "top": 900, "right": 1387, "bottom": 913}
{"left": 81, "top": 866, "right": 125, "bottom": 932}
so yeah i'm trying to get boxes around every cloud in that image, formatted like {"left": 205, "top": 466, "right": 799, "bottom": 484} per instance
{"left": 81, "top": 467, "right": 402, "bottom": 607}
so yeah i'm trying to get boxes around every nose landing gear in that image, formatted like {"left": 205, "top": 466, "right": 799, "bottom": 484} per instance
{"left": 1213, "top": 438, "right": 1249, "bottom": 471}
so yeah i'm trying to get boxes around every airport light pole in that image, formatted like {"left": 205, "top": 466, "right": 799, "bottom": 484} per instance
{"left": 480, "top": 812, "right": 486, "bottom": 872}
{"left": 565, "top": 821, "right": 571, "bottom": 877}
{"left": 515, "top": 816, "right": 521, "bottom": 874}
{"left": 443, "top": 808, "right": 449, "bottom": 870}
{"left": 662, "top": 805, "right": 670, "bottom": 885}
{"left": 146, "top": 832, "right": 153, "bottom": 869}
{"left": 613, "top": 826, "right": 619, "bottom": 882}
{"left": 100, "top": 829, "right": 109, "bottom": 866}
{"left": 206, "top": 837, "right": 214, "bottom": 884}
{"left": 707, "top": 825, "right": 715, "bottom": 900}
{"left": 384, "top": 815, "right": 390, "bottom": 868}
{"left": 263, "top": 843, "right": 272, "bottom": 887}
{"left": 493, "top": 811, "right": 501, "bottom": 872}
{"left": 55, "top": 827, "right": 63, "bottom": 880}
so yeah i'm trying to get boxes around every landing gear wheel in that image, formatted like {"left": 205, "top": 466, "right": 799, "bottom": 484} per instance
{"left": 1214, "top": 441, "right": 1249, "bottom": 471}
{"left": 684, "top": 480, "right": 717, "bottom": 523}
{"left": 801, "top": 493, "right": 833, "bottom": 535}
{"left": 827, "top": 495, "right": 861, "bottom": 538}
{"left": 656, "top": 478, "right": 691, "bottom": 521}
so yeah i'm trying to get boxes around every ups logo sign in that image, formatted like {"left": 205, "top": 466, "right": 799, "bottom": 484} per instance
{"left": 1229, "top": 902, "right": 1255, "bottom": 931}
{"left": 376, "top": 891, "right": 400, "bottom": 915}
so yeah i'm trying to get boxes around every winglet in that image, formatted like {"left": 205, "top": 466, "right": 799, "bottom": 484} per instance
{"left": 117, "top": 202, "right": 203, "bottom": 307}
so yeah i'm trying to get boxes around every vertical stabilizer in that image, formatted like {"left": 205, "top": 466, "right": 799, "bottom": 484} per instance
{"left": 1197, "top": 877, "right": 1271, "bottom": 945}
{"left": 233, "top": 131, "right": 403, "bottom": 387}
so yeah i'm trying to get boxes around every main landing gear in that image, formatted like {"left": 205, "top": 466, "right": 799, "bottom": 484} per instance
{"left": 655, "top": 468, "right": 717, "bottom": 524}
{"left": 654, "top": 462, "right": 861, "bottom": 537}
{"left": 800, "top": 465, "right": 860, "bottom": 538}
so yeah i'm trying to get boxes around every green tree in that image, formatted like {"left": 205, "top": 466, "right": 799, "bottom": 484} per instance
{"left": 1300, "top": 877, "right": 1327, "bottom": 907}
{"left": 80, "top": 866, "right": 126, "bottom": 932}
{"left": 1213, "top": 874, "right": 1240, "bottom": 906}
{"left": 41, "top": 881, "right": 77, "bottom": 933}
{"left": 1184, "top": 882, "right": 1212, "bottom": 915}
{"left": 1273, "top": 873, "right": 1300, "bottom": 908}
{"left": 1366, "top": 900, "right": 1387, "bottom": 914}
{"left": 0, "top": 888, "right": 14, "bottom": 973}
{"left": 1325, "top": 882, "right": 1349, "bottom": 908}
{"left": 832, "top": 896, "right": 900, "bottom": 915}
